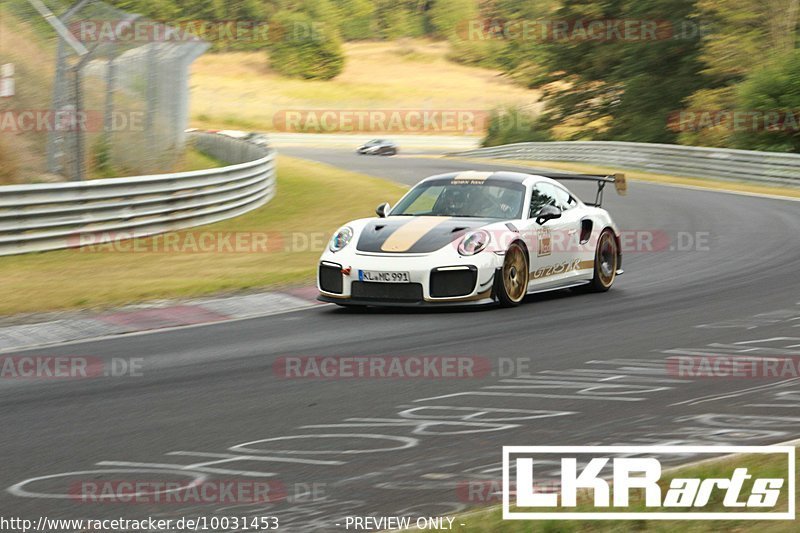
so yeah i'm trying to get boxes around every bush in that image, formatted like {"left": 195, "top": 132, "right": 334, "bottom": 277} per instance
{"left": 482, "top": 107, "right": 552, "bottom": 147}
{"left": 338, "top": 0, "right": 376, "bottom": 40}
{"left": 374, "top": 4, "right": 421, "bottom": 39}
{"left": 447, "top": 38, "right": 508, "bottom": 68}
{"left": 268, "top": 11, "right": 345, "bottom": 80}
{"left": 427, "top": 0, "right": 478, "bottom": 39}
{"left": 676, "top": 87, "right": 738, "bottom": 148}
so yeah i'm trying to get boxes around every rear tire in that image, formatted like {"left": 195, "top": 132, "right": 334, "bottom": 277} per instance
{"left": 495, "top": 242, "right": 529, "bottom": 307}
{"left": 588, "top": 228, "right": 618, "bottom": 292}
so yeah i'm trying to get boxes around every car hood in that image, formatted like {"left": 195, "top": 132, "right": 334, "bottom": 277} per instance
{"left": 355, "top": 216, "right": 497, "bottom": 254}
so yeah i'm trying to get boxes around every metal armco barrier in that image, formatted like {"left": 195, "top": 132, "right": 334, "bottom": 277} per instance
{"left": 0, "top": 132, "right": 276, "bottom": 256}
{"left": 452, "top": 141, "right": 800, "bottom": 187}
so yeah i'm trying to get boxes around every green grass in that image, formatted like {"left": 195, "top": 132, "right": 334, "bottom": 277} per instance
{"left": 88, "top": 148, "right": 223, "bottom": 180}
{"left": 432, "top": 449, "right": 798, "bottom": 532}
{"left": 0, "top": 156, "right": 406, "bottom": 315}
{"left": 178, "top": 148, "right": 226, "bottom": 172}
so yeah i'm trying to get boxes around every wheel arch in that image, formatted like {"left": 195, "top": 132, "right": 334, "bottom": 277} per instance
{"left": 509, "top": 238, "right": 531, "bottom": 265}
{"left": 603, "top": 225, "right": 623, "bottom": 270}
{"left": 490, "top": 238, "right": 529, "bottom": 302}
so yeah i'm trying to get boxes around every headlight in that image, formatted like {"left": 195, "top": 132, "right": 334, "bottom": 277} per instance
{"left": 458, "top": 230, "right": 490, "bottom": 256}
{"left": 329, "top": 226, "right": 354, "bottom": 252}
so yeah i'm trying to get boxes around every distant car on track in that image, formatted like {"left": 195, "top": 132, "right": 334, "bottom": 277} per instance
{"left": 318, "top": 170, "right": 626, "bottom": 308}
{"left": 215, "top": 129, "right": 250, "bottom": 140}
{"left": 356, "top": 139, "right": 398, "bottom": 156}
{"left": 213, "top": 130, "right": 269, "bottom": 146}
{"left": 242, "top": 132, "right": 269, "bottom": 146}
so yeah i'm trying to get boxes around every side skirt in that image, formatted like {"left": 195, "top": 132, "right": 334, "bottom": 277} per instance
{"left": 526, "top": 279, "right": 591, "bottom": 295}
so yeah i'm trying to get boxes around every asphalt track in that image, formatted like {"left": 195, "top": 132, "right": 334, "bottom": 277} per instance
{"left": 2, "top": 147, "right": 799, "bottom": 531}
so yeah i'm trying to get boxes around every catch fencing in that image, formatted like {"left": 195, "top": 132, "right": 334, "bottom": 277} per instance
{"left": 46, "top": 0, "right": 208, "bottom": 180}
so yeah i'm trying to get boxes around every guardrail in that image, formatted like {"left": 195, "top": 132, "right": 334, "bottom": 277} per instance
{"left": 0, "top": 132, "right": 276, "bottom": 256}
{"left": 452, "top": 141, "right": 800, "bottom": 187}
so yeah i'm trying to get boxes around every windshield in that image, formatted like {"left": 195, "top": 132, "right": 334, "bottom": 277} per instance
{"left": 391, "top": 179, "right": 525, "bottom": 219}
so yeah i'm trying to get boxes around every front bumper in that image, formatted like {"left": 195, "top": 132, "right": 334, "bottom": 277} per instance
{"left": 317, "top": 292, "right": 493, "bottom": 307}
{"left": 317, "top": 250, "right": 500, "bottom": 306}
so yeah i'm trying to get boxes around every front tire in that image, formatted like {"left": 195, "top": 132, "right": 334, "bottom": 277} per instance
{"left": 588, "top": 228, "right": 618, "bottom": 292}
{"left": 495, "top": 242, "right": 529, "bottom": 307}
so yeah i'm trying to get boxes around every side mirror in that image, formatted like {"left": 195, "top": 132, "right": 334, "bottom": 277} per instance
{"left": 376, "top": 202, "right": 390, "bottom": 218}
{"left": 535, "top": 205, "right": 562, "bottom": 225}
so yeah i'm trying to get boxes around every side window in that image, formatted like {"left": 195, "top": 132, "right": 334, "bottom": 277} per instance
{"left": 551, "top": 185, "right": 575, "bottom": 210}
{"left": 529, "top": 183, "right": 557, "bottom": 218}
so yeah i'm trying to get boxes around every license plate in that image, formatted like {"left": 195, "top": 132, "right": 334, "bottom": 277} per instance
{"left": 359, "top": 270, "right": 410, "bottom": 283}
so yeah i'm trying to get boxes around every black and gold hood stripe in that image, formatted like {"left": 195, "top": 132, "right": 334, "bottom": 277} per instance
{"left": 356, "top": 216, "right": 494, "bottom": 254}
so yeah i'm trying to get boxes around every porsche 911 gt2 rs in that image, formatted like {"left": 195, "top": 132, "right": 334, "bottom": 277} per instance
{"left": 317, "top": 170, "right": 627, "bottom": 308}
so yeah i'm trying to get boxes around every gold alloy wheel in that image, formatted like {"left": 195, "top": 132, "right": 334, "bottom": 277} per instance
{"left": 597, "top": 230, "right": 618, "bottom": 288}
{"left": 502, "top": 243, "right": 529, "bottom": 303}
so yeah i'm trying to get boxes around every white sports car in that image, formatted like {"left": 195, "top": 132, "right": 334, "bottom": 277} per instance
{"left": 317, "top": 170, "right": 626, "bottom": 308}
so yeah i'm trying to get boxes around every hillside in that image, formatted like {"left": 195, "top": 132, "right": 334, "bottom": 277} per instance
{"left": 190, "top": 40, "right": 543, "bottom": 134}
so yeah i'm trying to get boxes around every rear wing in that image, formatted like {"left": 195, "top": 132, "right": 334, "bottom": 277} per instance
{"left": 539, "top": 173, "right": 627, "bottom": 207}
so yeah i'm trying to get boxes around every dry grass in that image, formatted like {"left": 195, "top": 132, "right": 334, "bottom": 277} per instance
{"left": 0, "top": 138, "right": 19, "bottom": 184}
{"left": 0, "top": 6, "right": 55, "bottom": 183}
{"left": 0, "top": 155, "right": 406, "bottom": 315}
{"left": 190, "top": 39, "right": 542, "bottom": 133}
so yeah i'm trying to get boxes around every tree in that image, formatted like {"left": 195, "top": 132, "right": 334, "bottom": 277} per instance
{"left": 530, "top": 0, "right": 705, "bottom": 143}
{"left": 679, "top": 0, "right": 799, "bottom": 147}
{"left": 482, "top": 106, "right": 552, "bottom": 146}
{"left": 733, "top": 51, "right": 800, "bottom": 152}
{"left": 696, "top": 0, "right": 798, "bottom": 82}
